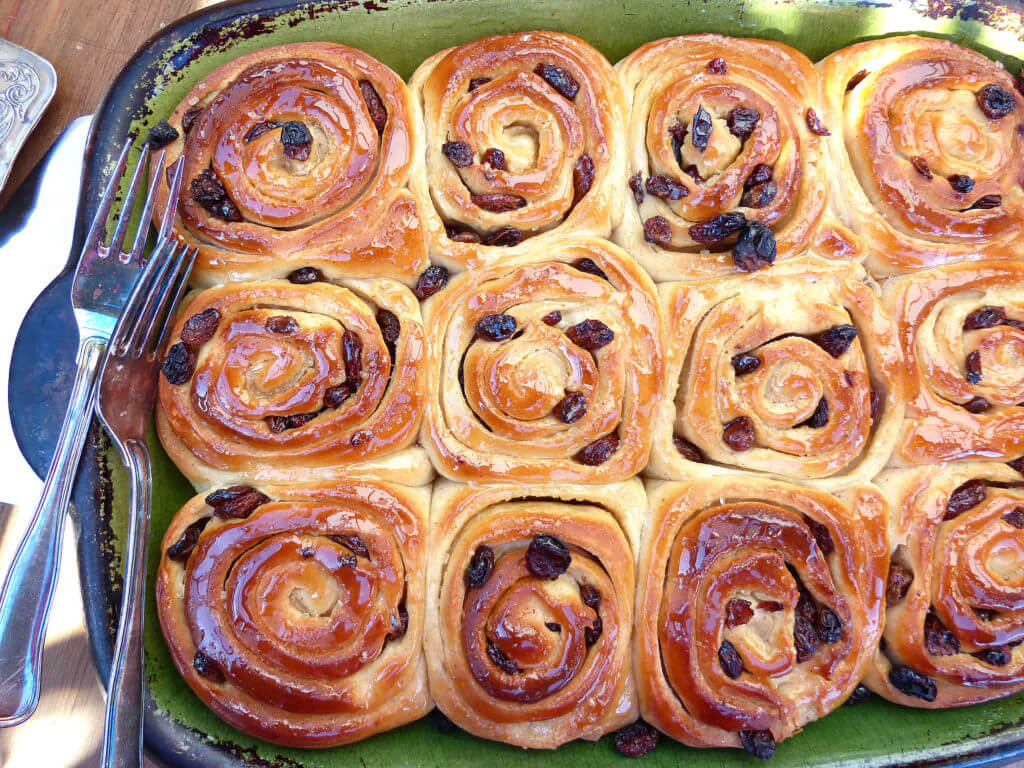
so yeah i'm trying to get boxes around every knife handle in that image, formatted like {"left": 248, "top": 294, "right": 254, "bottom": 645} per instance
{"left": 0, "top": 335, "right": 104, "bottom": 726}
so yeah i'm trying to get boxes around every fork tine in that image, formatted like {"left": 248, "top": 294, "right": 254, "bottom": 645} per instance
{"left": 147, "top": 247, "right": 198, "bottom": 356}
{"left": 156, "top": 158, "right": 186, "bottom": 244}
{"left": 81, "top": 139, "right": 132, "bottom": 252}
{"left": 107, "top": 143, "right": 151, "bottom": 260}
{"left": 120, "top": 241, "right": 185, "bottom": 359}
{"left": 125, "top": 148, "right": 166, "bottom": 261}
{"left": 107, "top": 237, "right": 175, "bottom": 358}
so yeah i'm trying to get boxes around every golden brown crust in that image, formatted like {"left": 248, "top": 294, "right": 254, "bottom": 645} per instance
{"left": 408, "top": 31, "right": 625, "bottom": 271}
{"left": 867, "top": 464, "right": 1024, "bottom": 708}
{"left": 425, "top": 480, "right": 642, "bottom": 748}
{"left": 637, "top": 475, "right": 887, "bottom": 750}
{"left": 818, "top": 36, "right": 1024, "bottom": 276}
{"left": 883, "top": 261, "right": 1024, "bottom": 466}
{"left": 151, "top": 42, "right": 429, "bottom": 287}
{"left": 420, "top": 237, "right": 662, "bottom": 483}
{"left": 155, "top": 481, "right": 432, "bottom": 747}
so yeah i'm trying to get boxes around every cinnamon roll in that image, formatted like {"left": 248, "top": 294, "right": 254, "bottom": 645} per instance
{"left": 155, "top": 480, "right": 431, "bottom": 747}
{"left": 883, "top": 261, "right": 1024, "bottom": 466}
{"left": 150, "top": 42, "right": 429, "bottom": 287}
{"left": 426, "top": 479, "right": 641, "bottom": 748}
{"left": 156, "top": 279, "right": 431, "bottom": 489}
{"left": 819, "top": 36, "right": 1024, "bottom": 275}
{"left": 615, "top": 34, "right": 852, "bottom": 282}
{"left": 637, "top": 476, "right": 887, "bottom": 758}
{"left": 420, "top": 237, "right": 662, "bottom": 483}
{"left": 408, "top": 31, "right": 625, "bottom": 271}
{"left": 867, "top": 463, "right": 1024, "bottom": 708}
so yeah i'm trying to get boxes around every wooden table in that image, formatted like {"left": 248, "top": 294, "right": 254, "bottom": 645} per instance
{"left": 0, "top": 3, "right": 223, "bottom": 764}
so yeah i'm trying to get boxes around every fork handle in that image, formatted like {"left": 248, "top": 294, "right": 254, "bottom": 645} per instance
{"left": 101, "top": 439, "right": 151, "bottom": 768}
{"left": 0, "top": 335, "right": 105, "bottom": 726}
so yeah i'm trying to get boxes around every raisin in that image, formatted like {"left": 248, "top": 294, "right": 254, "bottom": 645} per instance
{"left": 166, "top": 517, "right": 211, "bottom": 562}
{"left": 740, "top": 730, "right": 776, "bottom": 760}
{"left": 534, "top": 63, "right": 579, "bottom": 100}
{"left": 847, "top": 70, "right": 869, "bottom": 91}
{"left": 800, "top": 397, "right": 829, "bottom": 429}
{"left": 577, "top": 434, "right": 620, "bottom": 465}
{"left": 760, "top": 600, "right": 784, "bottom": 612}
{"left": 181, "top": 106, "right": 202, "bottom": 134}
{"left": 484, "top": 226, "right": 522, "bottom": 247}
{"left": 740, "top": 181, "right": 777, "bottom": 209}
{"left": 266, "top": 416, "right": 288, "bottom": 434}
{"left": 148, "top": 119, "right": 179, "bottom": 149}
{"left": 541, "top": 311, "right": 562, "bottom": 326}
{"left": 566, "top": 319, "right": 614, "bottom": 351}
{"left": 870, "top": 386, "right": 882, "bottom": 420}
{"left": 910, "top": 156, "right": 933, "bottom": 179}
{"left": 718, "top": 639, "right": 744, "bottom": 678}
{"left": 161, "top": 342, "right": 195, "bottom": 385}
{"left": 732, "top": 221, "right": 777, "bottom": 272}
{"left": 925, "top": 610, "right": 961, "bottom": 656}
{"left": 486, "top": 640, "right": 520, "bottom": 673}
{"left": 476, "top": 313, "right": 517, "bottom": 341}
{"left": 574, "top": 257, "right": 608, "bottom": 280}
{"left": 387, "top": 605, "right": 409, "bottom": 641}
{"left": 555, "top": 391, "right": 587, "bottom": 424}
{"left": 963, "top": 397, "right": 991, "bottom": 413}
{"left": 342, "top": 330, "right": 362, "bottom": 383}
{"left": 546, "top": 622, "right": 561, "bottom": 632}
{"left": 350, "top": 429, "right": 371, "bottom": 447}
{"left": 723, "top": 416, "right": 755, "bottom": 451}
{"left": 585, "top": 616, "right": 603, "bottom": 646}
{"left": 324, "top": 382, "right": 355, "bottom": 407}
{"left": 965, "top": 306, "right": 1006, "bottom": 330}
{"left": 745, "top": 163, "right": 773, "bottom": 188}
{"left": 431, "top": 708, "right": 458, "bottom": 733}
{"left": 673, "top": 435, "right": 704, "bottom": 462}
{"left": 359, "top": 80, "right": 388, "bottom": 134}
{"left": 628, "top": 173, "right": 645, "bottom": 204}
{"left": 682, "top": 164, "right": 703, "bottom": 182}
{"left": 471, "top": 193, "right": 527, "bottom": 212}
{"left": 805, "top": 516, "right": 834, "bottom": 556}
{"left": 481, "top": 147, "right": 506, "bottom": 170}
{"left": 190, "top": 169, "right": 242, "bottom": 222}
{"left": 193, "top": 650, "right": 225, "bottom": 683}
{"left": 805, "top": 107, "right": 831, "bottom": 135}
{"left": 205, "top": 486, "right": 269, "bottom": 519}
{"left": 300, "top": 546, "right": 315, "bottom": 558}
{"left": 525, "top": 534, "right": 572, "bottom": 579}
{"left": 976, "top": 84, "right": 1017, "bottom": 119}
{"left": 689, "top": 212, "right": 747, "bottom": 244}
{"left": 441, "top": 140, "right": 473, "bottom": 167}
{"left": 794, "top": 614, "right": 820, "bottom": 662}
{"left": 727, "top": 106, "right": 760, "bottom": 141}
{"left": 975, "top": 647, "right": 1012, "bottom": 666}
{"left": 468, "top": 77, "right": 491, "bottom": 92}
{"left": 580, "top": 583, "right": 601, "bottom": 609}
{"left": 287, "top": 266, "right": 324, "bottom": 284}
{"left": 446, "top": 224, "right": 482, "bottom": 243}
{"left": 885, "top": 563, "right": 914, "bottom": 606}
{"left": 332, "top": 533, "right": 369, "bottom": 558}
{"left": 244, "top": 120, "right": 280, "bottom": 142}
{"left": 376, "top": 309, "right": 401, "bottom": 354}
{"left": 414, "top": 265, "right": 449, "bottom": 299}
{"left": 692, "top": 104, "right": 713, "bottom": 152}
{"left": 889, "top": 666, "right": 937, "bottom": 701}
{"left": 280, "top": 121, "right": 312, "bottom": 161}
{"left": 643, "top": 215, "right": 672, "bottom": 246}
{"left": 707, "top": 57, "right": 727, "bottom": 74}
{"left": 966, "top": 350, "right": 984, "bottom": 384}
{"left": 1002, "top": 507, "right": 1024, "bottom": 528}
{"left": 845, "top": 683, "right": 873, "bottom": 706}
{"left": 945, "top": 478, "right": 987, "bottom": 519}
{"left": 809, "top": 325, "right": 858, "bottom": 358}
{"left": 669, "top": 121, "right": 687, "bottom": 166}
{"left": 731, "top": 353, "right": 762, "bottom": 375}
{"left": 1011, "top": 457, "right": 1024, "bottom": 474}
{"left": 974, "top": 607, "right": 998, "bottom": 622}
{"left": 573, "top": 154, "right": 595, "bottom": 203}
{"left": 965, "top": 194, "right": 1002, "bottom": 211}
{"left": 463, "top": 545, "right": 494, "bottom": 589}
{"left": 180, "top": 308, "right": 221, "bottom": 347}
{"left": 265, "top": 315, "right": 299, "bottom": 334}
{"left": 725, "top": 598, "right": 754, "bottom": 628}
{"left": 613, "top": 721, "right": 660, "bottom": 758}
{"left": 948, "top": 174, "right": 975, "bottom": 194}
{"left": 816, "top": 607, "right": 843, "bottom": 644}
{"left": 796, "top": 588, "right": 818, "bottom": 622}
{"left": 645, "top": 174, "right": 688, "bottom": 200}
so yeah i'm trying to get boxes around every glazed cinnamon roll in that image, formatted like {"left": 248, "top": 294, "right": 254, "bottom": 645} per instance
{"left": 883, "top": 261, "right": 1024, "bottom": 467}
{"left": 637, "top": 476, "right": 887, "bottom": 758}
{"left": 156, "top": 278, "right": 431, "bottom": 489}
{"left": 426, "top": 480, "right": 641, "bottom": 748}
{"left": 150, "top": 42, "right": 429, "bottom": 287}
{"left": 867, "top": 463, "right": 1024, "bottom": 708}
{"left": 819, "top": 36, "right": 1024, "bottom": 275}
{"left": 408, "top": 31, "right": 625, "bottom": 271}
{"left": 420, "top": 237, "right": 662, "bottom": 483}
{"left": 615, "top": 34, "right": 852, "bottom": 282}
{"left": 647, "top": 258, "right": 905, "bottom": 489}
{"left": 155, "top": 480, "right": 431, "bottom": 747}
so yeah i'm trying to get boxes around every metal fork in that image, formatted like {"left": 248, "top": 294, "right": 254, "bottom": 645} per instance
{"left": 0, "top": 140, "right": 185, "bottom": 726}
{"left": 97, "top": 238, "right": 196, "bottom": 768}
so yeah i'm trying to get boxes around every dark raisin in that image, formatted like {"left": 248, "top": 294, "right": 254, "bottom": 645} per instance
{"left": 414, "top": 265, "right": 449, "bottom": 299}
{"left": 718, "top": 639, "right": 744, "bottom": 678}
{"left": 585, "top": 616, "right": 603, "bottom": 646}
{"left": 925, "top": 610, "right": 961, "bottom": 656}
{"left": 805, "top": 516, "right": 834, "bottom": 556}
{"left": 731, "top": 353, "right": 762, "bottom": 375}
{"left": 359, "top": 80, "right": 388, "bottom": 134}
{"left": 673, "top": 435, "right": 704, "bottom": 462}
{"left": 692, "top": 104, "right": 713, "bottom": 153}
{"left": 948, "top": 174, "right": 976, "bottom": 194}
{"left": 645, "top": 174, "right": 688, "bottom": 200}
{"left": 166, "top": 517, "right": 211, "bottom": 562}
{"left": 613, "top": 721, "right": 660, "bottom": 758}
{"left": 965, "top": 349, "right": 984, "bottom": 384}
{"left": 486, "top": 640, "right": 519, "bottom": 673}
{"left": 707, "top": 57, "right": 727, "bottom": 74}
{"left": 681, "top": 164, "right": 703, "bottom": 182}
{"left": 287, "top": 266, "right": 324, "bottom": 284}
{"left": 280, "top": 121, "right": 312, "bottom": 161}
{"left": 965, "top": 306, "right": 1006, "bottom": 330}
{"left": 580, "top": 583, "right": 602, "bottom": 609}
{"left": 810, "top": 325, "right": 858, "bottom": 358}
{"left": 689, "top": 212, "right": 747, "bottom": 244}
{"left": 193, "top": 650, "right": 225, "bottom": 683}
{"left": 332, "top": 533, "right": 369, "bottom": 558}
{"left": 387, "top": 605, "right": 409, "bottom": 641}
{"left": 643, "top": 215, "right": 672, "bottom": 246}
{"left": 963, "top": 397, "right": 991, "bottom": 413}
{"left": 723, "top": 416, "right": 756, "bottom": 451}
{"left": 870, "top": 386, "right": 882, "bottom": 420}
{"left": 265, "top": 315, "right": 299, "bottom": 334}
{"left": 910, "top": 155, "right": 933, "bottom": 179}
{"left": 669, "top": 121, "right": 687, "bottom": 166}
{"left": 445, "top": 224, "right": 482, "bottom": 243}
{"left": 816, "top": 607, "right": 843, "bottom": 644}
{"left": 481, "top": 147, "right": 506, "bottom": 170}
{"left": 1003, "top": 507, "right": 1024, "bottom": 528}
{"left": 350, "top": 429, "right": 371, "bottom": 447}
{"left": 566, "top": 319, "right": 614, "bottom": 351}
{"left": 945, "top": 478, "right": 987, "bottom": 520}
{"left": 464, "top": 545, "right": 494, "bottom": 589}
{"left": 324, "top": 382, "right": 355, "bottom": 407}
{"left": 975, "top": 647, "right": 1012, "bottom": 666}
{"left": 441, "top": 140, "right": 473, "bottom": 167}
{"left": 727, "top": 106, "right": 760, "bottom": 141}
{"left": 300, "top": 546, "right": 315, "bottom": 558}
{"left": 484, "top": 226, "right": 522, "bottom": 247}
{"left": 471, "top": 193, "right": 527, "bottom": 212}
{"left": 965, "top": 194, "right": 1002, "bottom": 211}
{"left": 205, "top": 486, "right": 269, "bottom": 519}
{"left": 555, "top": 391, "right": 587, "bottom": 423}
{"left": 376, "top": 309, "right": 401, "bottom": 354}
{"left": 797, "top": 590, "right": 818, "bottom": 622}
{"left": 889, "top": 666, "right": 937, "bottom": 701}
{"left": 476, "top": 313, "right": 517, "bottom": 341}
{"left": 541, "top": 311, "right": 562, "bottom": 326}
{"left": 573, "top": 154, "right": 595, "bottom": 203}
{"left": 628, "top": 173, "right": 645, "bottom": 204}
{"left": 794, "top": 614, "right": 821, "bottom": 662}
{"left": 180, "top": 308, "right": 221, "bottom": 347}
{"left": 342, "top": 329, "right": 362, "bottom": 383}
{"left": 847, "top": 70, "right": 869, "bottom": 91}
{"left": 800, "top": 398, "right": 829, "bottom": 429}
{"left": 574, "top": 257, "right": 608, "bottom": 280}
{"left": 845, "top": 683, "right": 872, "bottom": 705}
{"left": 148, "top": 119, "right": 179, "bottom": 149}
{"left": 431, "top": 708, "right": 458, "bottom": 733}
{"left": 725, "top": 598, "right": 754, "bottom": 628}
{"left": 886, "top": 563, "right": 914, "bottom": 606}
{"left": 745, "top": 163, "right": 773, "bottom": 188}
{"left": 534, "top": 63, "right": 579, "bottom": 100}
{"left": 977, "top": 84, "right": 1017, "bottom": 119}
{"left": 732, "top": 221, "right": 777, "bottom": 272}
{"left": 190, "top": 169, "right": 242, "bottom": 222}
{"left": 244, "top": 120, "right": 280, "bottom": 142}
{"left": 740, "top": 181, "right": 777, "bottom": 209}
{"left": 577, "top": 434, "right": 620, "bottom": 465}
{"left": 161, "top": 342, "right": 196, "bottom": 385}
{"left": 525, "top": 534, "right": 572, "bottom": 579}
{"left": 546, "top": 622, "right": 561, "bottom": 632}
{"left": 266, "top": 416, "right": 288, "bottom": 434}
{"left": 805, "top": 107, "right": 831, "bottom": 136}
{"left": 468, "top": 77, "right": 491, "bottom": 91}
{"left": 1011, "top": 457, "right": 1024, "bottom": 474}
{"left": 740, "top": 730, "right": 776, "bottom": 760}
{"left": 181, "top": 106, "right": 202, "bottom": 134}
